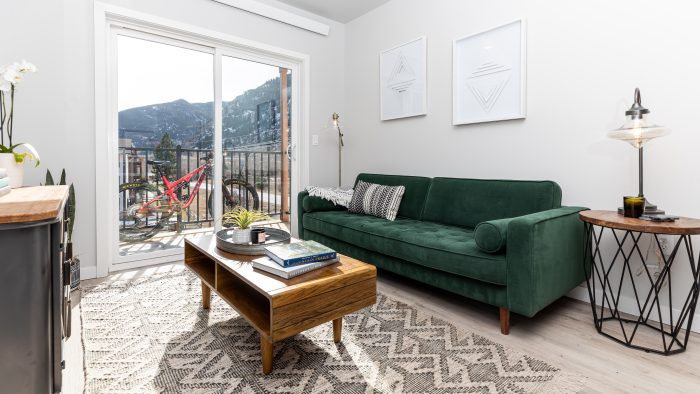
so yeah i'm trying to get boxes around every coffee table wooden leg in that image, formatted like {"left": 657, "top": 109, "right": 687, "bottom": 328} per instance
{"left": 333, "top": 317, "right": 342, "bottom": 343}
{"left": 261, "top": 336, "right": 273, "bottom": 374}
{"left": 201, "top": 281, "right": 211, "bottom": 310}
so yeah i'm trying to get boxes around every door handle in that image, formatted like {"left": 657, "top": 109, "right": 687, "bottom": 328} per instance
{"left": 63, "top": 285, "right": 72, "bottom": 339}
{"left": 287, "top": 144, "right": 296, "bottom": 161}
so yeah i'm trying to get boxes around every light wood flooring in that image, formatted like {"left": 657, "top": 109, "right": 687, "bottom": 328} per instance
{"left": 64, "top": 263, "right": 700, "bottom": 393}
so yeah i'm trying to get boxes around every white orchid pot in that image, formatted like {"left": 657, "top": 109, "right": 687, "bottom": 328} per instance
{"left": 0, "top": 153, "right": 23, "bottom": 188}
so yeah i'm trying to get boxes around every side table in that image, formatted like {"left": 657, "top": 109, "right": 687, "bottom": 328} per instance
{"left": 580, "top": 210, "right": 700, "bottom": 355}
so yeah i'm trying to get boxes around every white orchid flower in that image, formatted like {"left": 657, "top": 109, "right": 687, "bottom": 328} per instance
{"left": 0, "top": 78, "right": 10, "bottom": 92}
{"left": 3, "top": 64, "right": 22, "bottom": 84}
{"left": 17, "top": 60, "right": 37, "bottom": 73}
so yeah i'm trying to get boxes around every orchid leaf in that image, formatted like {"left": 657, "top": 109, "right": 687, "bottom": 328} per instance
{"left": 10, "top": 142, "right": 40, "bottom": 166}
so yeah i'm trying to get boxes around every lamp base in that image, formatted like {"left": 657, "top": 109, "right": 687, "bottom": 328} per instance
{"left": 617, "top": 199, "right": 665, "bottom": 216}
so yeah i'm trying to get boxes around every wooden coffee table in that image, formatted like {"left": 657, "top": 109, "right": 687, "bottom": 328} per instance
{"left": 184, "top": 235, "right": 377, "bottom": 374}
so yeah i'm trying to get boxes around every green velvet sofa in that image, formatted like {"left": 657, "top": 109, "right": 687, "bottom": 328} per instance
{"left": 297, "top": 173, "right": 588, "bottom": 334}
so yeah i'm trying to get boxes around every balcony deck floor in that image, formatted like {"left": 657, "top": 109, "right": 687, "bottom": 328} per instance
{"left": 118, "top": 219, "right": 290, "bottom": 257}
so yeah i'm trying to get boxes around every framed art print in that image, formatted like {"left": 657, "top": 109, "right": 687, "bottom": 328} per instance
{"left": 453, "top": 19, "right": 526, "bottom": 125}
{"left": 380, "top": 36, "right": 427, "bottom": 121}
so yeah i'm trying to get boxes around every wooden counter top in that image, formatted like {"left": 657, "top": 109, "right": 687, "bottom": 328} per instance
{"left": 0, "top": 186, "right": 69, "bottom": 224}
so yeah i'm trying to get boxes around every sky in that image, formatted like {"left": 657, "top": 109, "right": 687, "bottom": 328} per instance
{"left": 117, "top": 35, "right": 281, "bottom": 111}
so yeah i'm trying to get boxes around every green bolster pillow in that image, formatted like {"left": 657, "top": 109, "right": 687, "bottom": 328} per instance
{"left": 474, "top": 218, "right": 510, "bottom": 253}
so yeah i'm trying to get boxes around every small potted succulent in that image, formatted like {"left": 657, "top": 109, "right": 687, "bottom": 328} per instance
{"left": 221, "top": 207, "right": 270, "bottom": 244}
{"left": 0, "top": 60, "right": 41, "bottom": 188}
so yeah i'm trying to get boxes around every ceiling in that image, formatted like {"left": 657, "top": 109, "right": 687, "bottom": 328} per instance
{"left": 276, "top": 0, "right": 391, "bottom": 23}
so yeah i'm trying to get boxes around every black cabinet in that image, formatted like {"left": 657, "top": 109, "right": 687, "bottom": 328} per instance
{"left": 0, "top": 187, "right": 69, "bottom": 394}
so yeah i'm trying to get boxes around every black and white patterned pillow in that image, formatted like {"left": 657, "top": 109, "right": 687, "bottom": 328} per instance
{"left": 348, "top": 181, "right": 405, "bottom": 221}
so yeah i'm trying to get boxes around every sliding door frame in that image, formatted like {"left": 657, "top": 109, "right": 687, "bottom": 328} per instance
{"left": 95, "top": 2, "right": 310, "bottom": 278}
{"left": 108, "top": 28, "right": 217, "bottom": 270}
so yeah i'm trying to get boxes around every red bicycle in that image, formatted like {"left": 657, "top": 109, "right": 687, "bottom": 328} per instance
{"left": 119, "top": 157, "right": 259, "bottom": 242}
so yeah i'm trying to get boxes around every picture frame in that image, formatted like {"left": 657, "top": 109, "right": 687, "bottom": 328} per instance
{"left": 380, "top": 36, "right": 427, "bottom": 121}
{"left": 452, "top": 19, "right": 526, "bottom": 125}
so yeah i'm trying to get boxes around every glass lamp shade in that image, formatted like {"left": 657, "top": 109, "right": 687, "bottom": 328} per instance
{"left": 608, "top": 88, "right": 670, "bottom": 148}
{"left": 607, "top": 115, "right": 670, "bottom": 149}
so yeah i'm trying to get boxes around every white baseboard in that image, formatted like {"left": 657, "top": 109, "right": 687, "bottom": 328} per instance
{"left": 80, "top": 265, "right": 97, "bottom": 280}
{"left": 567, "top": 285, "right": 700, "bottom": 334}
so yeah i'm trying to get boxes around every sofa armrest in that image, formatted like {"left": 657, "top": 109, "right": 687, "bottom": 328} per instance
{"left": 505, "top": 206, "right": 588, "bottom": 317}
{"left": 297, "top": 191, "right": 347, "bottom": 239}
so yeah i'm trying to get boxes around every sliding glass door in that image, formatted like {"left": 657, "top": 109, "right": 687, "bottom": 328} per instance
{"left": 116, "top": 32, "right": 215, "bottom": 264}
{"left": 219, "top": 56, "right": 292, "bottom": 225}
{"left": 111, "top": 28, "right": 293, "bottom": 271}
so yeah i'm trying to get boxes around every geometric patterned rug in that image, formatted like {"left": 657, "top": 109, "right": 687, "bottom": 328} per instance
{"left": 81, "top": 266, "right": 585, "bottom": 393}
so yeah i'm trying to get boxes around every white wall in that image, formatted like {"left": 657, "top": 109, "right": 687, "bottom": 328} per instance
{"left": 344, "top": 0, "right": 700, "bottom": 328}
{"left": 2, "top": 0, "right": 345, "bottom": 276}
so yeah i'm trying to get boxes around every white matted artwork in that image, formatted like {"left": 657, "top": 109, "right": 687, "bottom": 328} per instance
{"left": 453, "top": 19, "right": 526, "bottom": 125}
{"left": 380, "top": 36, "right": 427, "bottom": 121}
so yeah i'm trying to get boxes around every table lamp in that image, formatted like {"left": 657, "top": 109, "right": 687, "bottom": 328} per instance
{"left": 608, "top": 88, "right": 670, "bottom": 214}
{"left": 331, "top": 112, "right": 345, "bottom": 187}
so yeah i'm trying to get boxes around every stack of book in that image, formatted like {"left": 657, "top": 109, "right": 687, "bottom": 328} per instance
{"left": 253, "top": 240, "right": 338, "bottom": 279}
{"left": 0, "top": 168, "right": 9, "bottom": 198}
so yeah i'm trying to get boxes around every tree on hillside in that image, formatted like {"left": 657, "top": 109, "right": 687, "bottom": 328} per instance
{"left": 153, "top": 132, "right": 176, "bottom": 178}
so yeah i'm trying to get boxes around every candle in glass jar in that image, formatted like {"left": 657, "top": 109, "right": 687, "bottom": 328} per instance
{"left": 623, "top": 196, "right": 645, "bottom": 218}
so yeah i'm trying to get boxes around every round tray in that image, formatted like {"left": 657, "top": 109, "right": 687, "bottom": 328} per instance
{"left": 215, "top": 227, "right": 291, "bottom": 255}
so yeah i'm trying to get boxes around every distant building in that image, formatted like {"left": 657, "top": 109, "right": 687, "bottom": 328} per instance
{"left": 119, "top": 138, "right": 134, "bottom": 148}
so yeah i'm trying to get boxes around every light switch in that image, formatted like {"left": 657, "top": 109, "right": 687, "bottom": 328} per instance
{"left": 312, "top": 134, "right": 319, "bottom": 145}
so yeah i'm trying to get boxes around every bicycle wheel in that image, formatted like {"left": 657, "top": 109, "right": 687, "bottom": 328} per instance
{"left": 118, "top": 182, "right": 173, "bottom": 242}
{"left": 208, "top": 178, "right": 260, "bottom": 215}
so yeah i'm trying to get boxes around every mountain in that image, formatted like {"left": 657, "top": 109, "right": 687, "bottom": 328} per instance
{"left": 118, "top": 75, "right": 291, "bottom": 150}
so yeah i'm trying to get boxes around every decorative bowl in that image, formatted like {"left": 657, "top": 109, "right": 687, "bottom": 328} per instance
{"left": 215, "top": 227, "right": 291, "bottom": 255}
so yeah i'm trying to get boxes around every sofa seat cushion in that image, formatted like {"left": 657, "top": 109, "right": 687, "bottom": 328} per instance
{"left": 303, "top": 211, "right": 507, "bottom": 285}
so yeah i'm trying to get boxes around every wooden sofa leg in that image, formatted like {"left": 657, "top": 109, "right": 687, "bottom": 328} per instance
{"left": 500, "top": 307, "right": 510, "bottom": 335}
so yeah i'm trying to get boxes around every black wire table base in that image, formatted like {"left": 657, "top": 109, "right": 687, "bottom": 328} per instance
{"left": 584, "top": 223, "right": 700, "bottom": 355}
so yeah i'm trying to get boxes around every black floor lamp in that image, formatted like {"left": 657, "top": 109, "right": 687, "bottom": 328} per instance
{"left": 608, "top": 88, "right": 670, "bottom": 214}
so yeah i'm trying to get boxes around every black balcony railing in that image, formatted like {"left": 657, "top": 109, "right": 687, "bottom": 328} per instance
{"left": 118, "top": 144, "right": 289, "bottom": 231}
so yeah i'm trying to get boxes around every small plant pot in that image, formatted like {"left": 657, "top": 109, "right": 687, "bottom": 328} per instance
{"left": 230, "top": 228, "right": 252, "bottom": 244}
{"left": 70, "top": 257, "right": 81, "bottom": 291}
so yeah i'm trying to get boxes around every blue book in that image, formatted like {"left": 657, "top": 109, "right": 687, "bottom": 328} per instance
{"left": 253, "top": 256, "right": 339, "bottom": 279}
{"left": 264, "top": 240, "right": 337, "bottom": 268}
{"left": 0, "top": 178, "right": 8, "bottom": 189}
{"left": 0, "top": 185, "right": 9, "bottom": 198}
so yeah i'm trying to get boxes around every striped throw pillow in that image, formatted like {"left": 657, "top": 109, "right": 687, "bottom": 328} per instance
{"left": 348, "top": 181, "right": 405, "bottom": 221}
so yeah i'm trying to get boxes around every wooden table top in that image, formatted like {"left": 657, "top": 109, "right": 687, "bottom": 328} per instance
{"left": 579, "top": 210, "right": 700, "bottom": 235}
{"left": 0, "top": 186, "right": 69, "bottom": 224}
{"left": 185, "top": 235, "right": 376, "bottom": 301}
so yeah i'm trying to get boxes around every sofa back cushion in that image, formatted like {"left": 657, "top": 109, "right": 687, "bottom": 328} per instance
{"left": 422, "top": 178, "right": 562, "bottom": 228}
{"left": 355, "top": 173, "right": 431, "bottom": 220}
